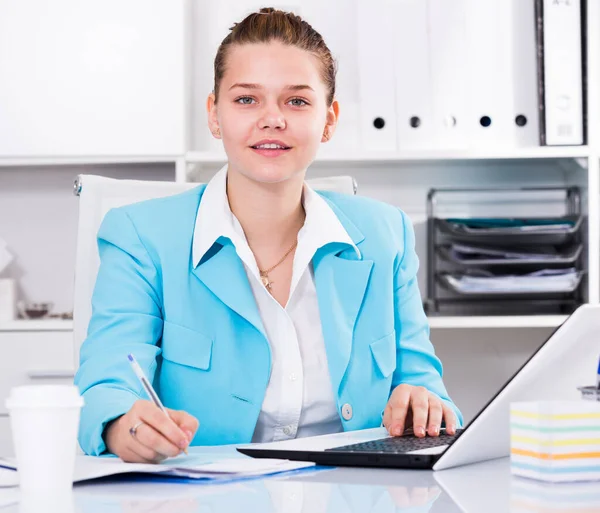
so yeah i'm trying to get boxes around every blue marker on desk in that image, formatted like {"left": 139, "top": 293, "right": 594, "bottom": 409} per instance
{"left": 127, "top": 353, "right": 188, "bottom": 454}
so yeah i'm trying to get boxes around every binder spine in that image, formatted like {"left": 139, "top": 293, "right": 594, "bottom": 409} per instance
{"left": 534, "top": 0, "right": 546, "bottom": 146}
{"left": 540, "top": 0, "right": 585, "bottom": 146}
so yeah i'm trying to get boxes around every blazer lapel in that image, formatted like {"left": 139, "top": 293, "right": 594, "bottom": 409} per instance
{"left": 192, "top": 238, "right": 266, "bottom": 339}
{"left": 314, "top": 246, "right": 373, "bottom": 395}
{"left": 313, "top": 194, "right": 373, "bottom": 395}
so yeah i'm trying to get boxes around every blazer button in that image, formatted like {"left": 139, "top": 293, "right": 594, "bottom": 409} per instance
{"left": 341, "top": 403, "right": 353, "bottom": 421}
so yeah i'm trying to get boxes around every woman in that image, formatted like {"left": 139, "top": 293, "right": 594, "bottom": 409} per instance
{"left": 75, "top": 7, "right": 462, "bottom": 463}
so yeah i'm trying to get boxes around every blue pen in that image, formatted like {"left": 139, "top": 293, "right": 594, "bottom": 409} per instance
{"left": 597, "top": 355, "right": 600, "bottom": 390}
{"left": 127, "top": 353, "right": 188, "bottom": 454}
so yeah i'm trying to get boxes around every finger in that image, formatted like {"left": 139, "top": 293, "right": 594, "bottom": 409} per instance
{"left": 137, "top": 403, "right": 189, "bottom": 451}
{"left": 389, "top": 385, "right": 412, "bottom": 436}
{"left": 120, "top": 442, "right": 161, "bottom": 464}
{"left": 128, "top": 440, "right": 165, "bottom": 463}
{"left": 134, "top": 422, "right": 182, "bottom": 458}
{"left": 442, "top": 404, "right": 457, "bottom": 435}
{"left": 410, "top": 387, "right": 430, "bottom": 437}
{"left": 427, "top": 396, "right": 443, "bottom": 437}
{"left": 382, "top": 405, "right": 392, "bottom": 432}
{"left": 167, "top": 409, "right": 199, "bottom": 442}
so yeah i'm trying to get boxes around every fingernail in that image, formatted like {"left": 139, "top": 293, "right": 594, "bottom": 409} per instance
{"left": 179, "top": 439, "right": 188, "bottom": 449}
{"left": 416, "top": 426, "right": 425, "bottom": 437}
{"left": 433, "top": 426, "right": 439, "bottom": 436}
{"left": 185, "top": 430, "right": 193, "bottom": 441}
{"left": 392, "top": 425, "right": 401, "bottom": 436}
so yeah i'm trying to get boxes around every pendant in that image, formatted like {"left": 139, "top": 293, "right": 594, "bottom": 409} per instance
{"left": 260, "top": 273, "right": 273, "bottom": 291}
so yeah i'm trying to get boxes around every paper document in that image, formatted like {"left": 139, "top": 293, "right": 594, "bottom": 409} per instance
{"left": 0, "top": 466, "right": 18, "bottom": 487}
{"left": 0, "top": 446, "right": 316, "bottom": 484}
{"left": 249, "top": 427, "right": 389, "bottom": 452}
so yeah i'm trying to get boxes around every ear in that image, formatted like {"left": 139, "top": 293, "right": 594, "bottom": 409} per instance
{"left": 322, "top": 99, "right": 340, "bottom": 143}
{"left": 206, "top": 92, "right": 221, "bottom": 139}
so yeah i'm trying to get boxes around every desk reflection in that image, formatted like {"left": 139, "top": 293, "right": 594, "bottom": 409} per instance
{"left": 9, "top": 458, "right": 597, "bottom": 513}
{"left": 72, "top": 473, "right": 443, "bottom": 513}
{"left": 510, "top": 477, "right": 600, "bottom": 512}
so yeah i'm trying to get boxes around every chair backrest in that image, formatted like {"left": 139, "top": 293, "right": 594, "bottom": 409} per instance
{"left": 72, "top": 173, "right": 357, "bottom": 365}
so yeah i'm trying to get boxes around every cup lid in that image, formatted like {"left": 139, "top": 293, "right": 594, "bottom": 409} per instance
{"left": 5, "top": 385, "right": 84, "bottom": 409}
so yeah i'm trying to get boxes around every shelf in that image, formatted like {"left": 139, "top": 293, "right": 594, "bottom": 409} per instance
{"left": 428, "top": 315, "right": 568, "bottom": 329}
{"left": 185, "top": 146, "right": 591, "bottom": 166}
{"left": 0, "top": 320, "right": 74, "bottom": 332}
{"left": 0, "top": 155, "right": 181, "bottom": 167}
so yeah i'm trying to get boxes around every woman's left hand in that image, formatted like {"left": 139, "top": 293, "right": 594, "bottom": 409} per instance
{"left": 383, "top": 384, "right": 457, "bottom": 438}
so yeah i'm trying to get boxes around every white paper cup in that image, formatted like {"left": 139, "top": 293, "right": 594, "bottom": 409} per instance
{"left": 5, "top": 385, "right": 84, "bottom": 493}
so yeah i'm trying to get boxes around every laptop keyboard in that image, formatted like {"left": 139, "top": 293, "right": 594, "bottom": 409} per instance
{"left": 325, "top": 430, "right": 463, "bottom": 454}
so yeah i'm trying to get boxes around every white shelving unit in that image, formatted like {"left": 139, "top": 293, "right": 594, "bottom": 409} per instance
{"left": 0, "top": 0, "right": 596, "bottom": 434}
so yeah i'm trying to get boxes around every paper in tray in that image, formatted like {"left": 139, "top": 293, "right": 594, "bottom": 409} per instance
{"left": 436, "top": 243, "right": 583, "bottom": 268}
{"left": 437, "top": 269, "right": 584, "bottom": 297}
{"left": 436, "top": 215, "right": 583, "bottom": 246}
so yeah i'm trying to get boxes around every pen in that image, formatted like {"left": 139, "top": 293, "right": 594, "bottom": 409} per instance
{"left": 127, "top": 353, "right": 188, "bottom": 455}
{"left": 597, "top": 355, "right": 600, "bottom": 390}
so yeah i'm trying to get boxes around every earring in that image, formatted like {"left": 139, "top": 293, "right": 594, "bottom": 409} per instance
{"left": 323, "top": 130, "right": 329, "bottom": 141}
{"left": 213, "top": 128, "right": 221, "bottom": 137}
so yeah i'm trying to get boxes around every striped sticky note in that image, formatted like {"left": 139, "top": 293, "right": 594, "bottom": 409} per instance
{"left": 510, "top": 401, "right": 600, "bottom": 482}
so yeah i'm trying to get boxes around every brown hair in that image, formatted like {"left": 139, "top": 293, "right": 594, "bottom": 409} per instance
{"left": 213, "top": 7, "right": 337, "bottom": 106}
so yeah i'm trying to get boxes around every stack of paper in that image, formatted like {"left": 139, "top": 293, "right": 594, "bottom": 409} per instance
{"left": 446, "top": 268, "right": 581, "bottom": 294}
{"left": 449, "top": 243, "right": 574, "bottom": 262}
{"left": 510, "top": 401, "right": 600, "bottom": 482}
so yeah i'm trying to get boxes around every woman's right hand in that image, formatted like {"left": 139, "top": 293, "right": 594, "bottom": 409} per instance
{"left": 104, "top": 400, "right": 199, "bottom": 463}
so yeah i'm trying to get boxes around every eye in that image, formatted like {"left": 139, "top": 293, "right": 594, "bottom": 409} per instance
{"left": 289, "top": 98, "right": 309, "bottom": 107}
{"left": 235, "top": 96, "right": 256, "bottom": 105}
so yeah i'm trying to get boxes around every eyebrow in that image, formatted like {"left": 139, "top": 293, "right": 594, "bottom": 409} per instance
{"left": 228, "top": 83, "right": 315, "bottom": 92}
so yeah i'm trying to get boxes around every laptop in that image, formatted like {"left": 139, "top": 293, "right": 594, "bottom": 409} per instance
{"left": 238, "top": 304, "right": 600, "bottom": 471}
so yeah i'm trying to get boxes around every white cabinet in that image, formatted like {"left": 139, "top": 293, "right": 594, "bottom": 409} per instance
{"left": 0, "top": 0, "right": 188, "bottom": 159}
{"left": 0, "top": 326, "right": 74, "bottom": 456}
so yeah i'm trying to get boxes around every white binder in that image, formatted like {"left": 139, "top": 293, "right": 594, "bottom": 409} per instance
{"left": 539, "top": 0, "right": 585, "bottom": 146}
{"left": 392, "top": 0, "right": 435, "bottom": 151}
{"left": 356, "top": 0, "right": 397, "bottom": 151}
{"left": 463, "top": 0, "right": 540, "bottom": 148}
{"left": 427, "top": 0, "right": 469, "bottom": 150}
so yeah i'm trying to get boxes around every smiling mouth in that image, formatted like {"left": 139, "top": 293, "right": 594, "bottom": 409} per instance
{"left": 250, "top": 145, "right": 292, "bottom": 150}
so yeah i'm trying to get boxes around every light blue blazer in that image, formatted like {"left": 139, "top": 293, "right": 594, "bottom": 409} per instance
{"left": 75, "top": 185, "right": 463, "bottom": 456}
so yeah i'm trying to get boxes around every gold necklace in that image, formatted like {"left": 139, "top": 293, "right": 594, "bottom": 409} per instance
{"left": 259, "top": 240, "right": 298, "bottom": 292}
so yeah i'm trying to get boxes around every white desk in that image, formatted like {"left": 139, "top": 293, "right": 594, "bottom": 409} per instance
{"left": 3, "top": 457, "right": 598, "bottom": 512}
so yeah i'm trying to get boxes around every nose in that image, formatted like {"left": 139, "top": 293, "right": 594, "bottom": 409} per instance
{"left": 258, "top": 103, "right": 286, "bottom": 130}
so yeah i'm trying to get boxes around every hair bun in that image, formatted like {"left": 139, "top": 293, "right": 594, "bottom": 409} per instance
{"left": 258, "top": 7, "right": 276, "bottom": 14}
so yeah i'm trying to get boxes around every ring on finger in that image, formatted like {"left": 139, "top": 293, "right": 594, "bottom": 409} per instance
{"left": 129, "top": 421, "right": 144, "bottom": 439}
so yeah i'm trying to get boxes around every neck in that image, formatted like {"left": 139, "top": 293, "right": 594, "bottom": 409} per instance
{"left": 226, "top": 168, "right": 306, "bottom": 252}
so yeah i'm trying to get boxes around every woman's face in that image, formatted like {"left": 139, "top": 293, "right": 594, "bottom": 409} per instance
{"left": 207, "top": 41, "right": 338, "bottom": 185}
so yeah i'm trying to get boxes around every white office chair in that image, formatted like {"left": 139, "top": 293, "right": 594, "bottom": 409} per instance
{"left": 72, "top": 173, "right": 358, "bottom": 365}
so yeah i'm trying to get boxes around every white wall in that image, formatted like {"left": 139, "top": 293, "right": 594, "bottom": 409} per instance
{"left": 0, "top": 164, "right": 174, "bottom": 313}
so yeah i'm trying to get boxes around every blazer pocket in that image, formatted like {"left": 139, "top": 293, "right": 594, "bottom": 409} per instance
{"left": 369, "top": 331, "right": 397, "bottom": 378}
{"left": 162, "top": 321, "right": 213, "bottom": 371}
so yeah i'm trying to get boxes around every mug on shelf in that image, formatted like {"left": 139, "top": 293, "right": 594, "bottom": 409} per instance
{"left": 17, "top": 301, "right": 53, "bottom": 320}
